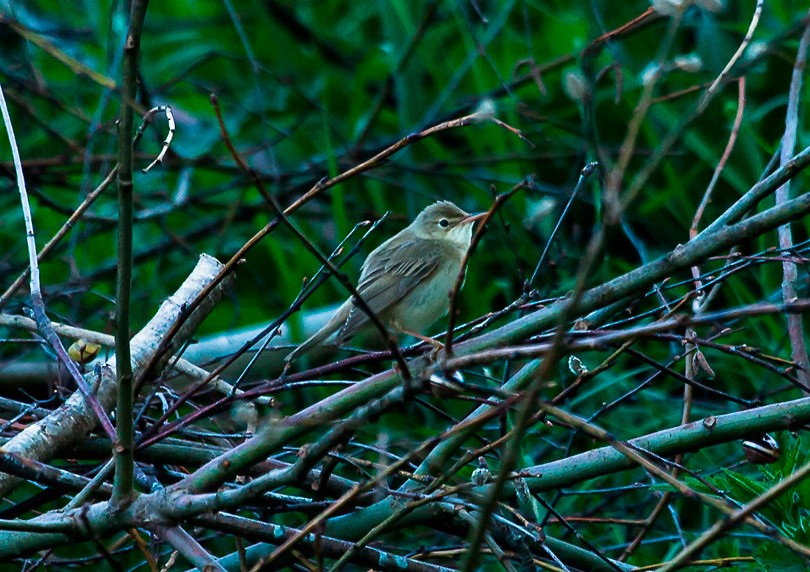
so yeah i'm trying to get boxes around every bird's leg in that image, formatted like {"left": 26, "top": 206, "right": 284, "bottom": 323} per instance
{"left": 392, "top": 321, "right": 444, "bottom": 359}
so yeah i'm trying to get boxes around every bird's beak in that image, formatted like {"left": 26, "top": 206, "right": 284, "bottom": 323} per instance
{"left": 460, "top": 211, "right": 487, "bottom": 225}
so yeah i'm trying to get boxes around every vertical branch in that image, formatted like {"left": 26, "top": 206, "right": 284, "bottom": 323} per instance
{"left": 113, "top": 0, "right": 150, "bottom": 506}
{"left": 776, "top": 15, "right": 810, "bottom": 392}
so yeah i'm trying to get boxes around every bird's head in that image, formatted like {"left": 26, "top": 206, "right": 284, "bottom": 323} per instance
{"left": 410, "top": 201, "right": 485, "bottom": 246}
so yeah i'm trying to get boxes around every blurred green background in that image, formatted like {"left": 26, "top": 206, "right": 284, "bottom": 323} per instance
{"left": 1, "top": 0, "right": 810, "bottom": 569}
{"left": 4, "top": 0, "right": 805, "bottom": 342}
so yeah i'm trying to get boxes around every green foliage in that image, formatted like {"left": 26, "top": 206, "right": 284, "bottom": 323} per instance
{"left": 1, "top": 0, "right": 810, "bottom": 570}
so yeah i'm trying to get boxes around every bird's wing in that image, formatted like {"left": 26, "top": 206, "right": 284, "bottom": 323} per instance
{"left": 336, "top": 240, "right": 442, "bottom": 341}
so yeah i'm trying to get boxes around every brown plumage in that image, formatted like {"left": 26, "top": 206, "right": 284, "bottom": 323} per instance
{"left": 285, "top": 201, "right": 483, "bottom": 362}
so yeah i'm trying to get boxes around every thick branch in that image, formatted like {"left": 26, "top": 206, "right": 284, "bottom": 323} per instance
{"left": 0, "top": 254, "right": 228, "bottom": 496}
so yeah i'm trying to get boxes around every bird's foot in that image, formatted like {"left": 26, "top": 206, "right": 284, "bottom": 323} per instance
{"left": 396, "top": 326, "right": 445, "bottom": 358}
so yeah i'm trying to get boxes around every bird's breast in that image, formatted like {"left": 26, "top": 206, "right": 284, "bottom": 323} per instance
{"left": 386, "top": 257, "right": 464, "bottom": 332}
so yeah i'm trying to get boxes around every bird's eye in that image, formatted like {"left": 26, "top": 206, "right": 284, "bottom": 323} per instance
{"left": 438, "top": 218, "right": 449, "bottom": 228}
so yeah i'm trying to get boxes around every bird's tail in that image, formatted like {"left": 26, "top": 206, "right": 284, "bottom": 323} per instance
{"left": 284, "top": 327, "right": 332, "bottom": 363}
{"left": 284, "top": 300, "right": 352, "bottom": 363}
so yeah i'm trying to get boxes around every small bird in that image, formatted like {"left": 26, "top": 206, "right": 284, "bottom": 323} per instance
{"left": 285, "top": 201, "right": 485, "bottom": 362}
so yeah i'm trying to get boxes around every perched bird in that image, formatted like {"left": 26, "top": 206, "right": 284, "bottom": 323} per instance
{"left": 285, "top": 201, "right": 485, "bottom": 362}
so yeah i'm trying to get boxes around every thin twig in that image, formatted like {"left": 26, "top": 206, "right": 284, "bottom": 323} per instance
{"left": 132, "top": 106, "right": 516, "bottom": 423}
{"left": 0, "top": 166, "right": 118, "bottom": 310}
{"left": 690, "top": 78, "right": 747, "bottom": 241}
{"left": 0, "top": 81, "right": 117, "bottom": 441}
{"left": 604, "top": 10, "right": 683, "bottom": 222}
{"left": 444, "top": 180, "right": 526, "bottom": 356}
{"left": 134, "top": 218, "right": 384, "bottom": 446}
{"left": 137, "top": 105, "right": 175, "bottom": 173}
{"left": 210, "top": 95, "right": 413, "bottom": 378}
{"left": 658, "top": 458, "right": 810, "bottom": 571}
{"left": 697, "top": 0, "right": 763, "bottom": 113}
{"left": 528, "top": 161, "right": 598, "bottom": 288}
